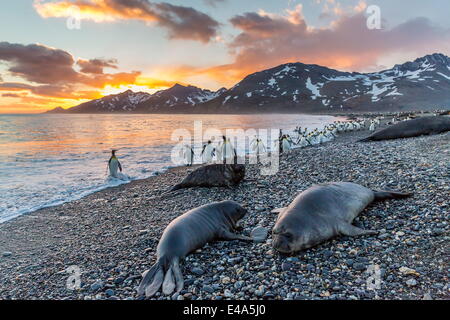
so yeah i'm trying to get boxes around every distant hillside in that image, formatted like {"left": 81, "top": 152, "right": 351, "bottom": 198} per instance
{"left": 45, "top": 106, "right": 68, "bottom": 114}
{"left": 48, "top": 53, "right": 450, "bottom": 114}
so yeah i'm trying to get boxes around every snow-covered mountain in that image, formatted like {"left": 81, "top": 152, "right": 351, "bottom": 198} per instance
{"left": 67, "top": 89, "right": 152, "bottom": 113}
{"left": 134, "top": 84, "right": 225, "bottom": 112}
{"left": 201, "top": 53, "right": 450, "bottom": 112}
{"left": 53, "top": 53, "right": 450, "bottom": 114}
{"left": 62, "top": 84, "right": 224, "bottom": 113}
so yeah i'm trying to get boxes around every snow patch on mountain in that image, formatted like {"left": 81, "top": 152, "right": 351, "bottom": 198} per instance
{"left": 306, "top": 77, "right": 323, "bottom": 100}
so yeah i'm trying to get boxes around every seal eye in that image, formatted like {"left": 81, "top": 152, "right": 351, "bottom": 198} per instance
{"left": 283, "top": 232, "right": 293, "bottom": 240}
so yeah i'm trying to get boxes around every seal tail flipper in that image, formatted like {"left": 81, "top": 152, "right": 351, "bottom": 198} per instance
{"left": 137, "top": 262, "right": 161, "bottom": 296}
{"left": 339, "top": 223, "right": 378, "bottom": 237}
{"left": 137, "top": 256, "right": 171, "bottom": 297}
{"left": 145, "top": 268, "right": 164, "bottom": 297}
{"left": 172, "top": 258, "right": 184, "bottom": 294}
{"left": 162, "top": 266, "right": 176, "bottom": 295}
{"left": 373, "top": 190, "right": 412, "bottom": 200}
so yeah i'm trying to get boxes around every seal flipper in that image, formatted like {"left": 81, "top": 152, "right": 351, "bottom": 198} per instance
{"left": 373, "top": 190, "right": 412, "bottom": 200}
{"left": 170, "top": 183, "right": 183, "bottom": 191}
{"left": 358, "top": 136, "right": 373, "bottom": 142}
{"left": 220, "top": 229, "right": 254, "bottom": 241}
{"left": 162, "top": 266, "right": 176, "bottom": 295}
{"left": 339, "top": 223, "right": 378, "bottom": 237}
{"left": 271, "top": 207, "right": 286, "bottom": 214}
{"left": 137, "top": 262, "right": 161, "bottom": 296}
{"left": 172, "top": 258, "right": 184, "bottom": 293}
{"left": 145, "top": 269, "right": 164, "bottom": 297}
{"left": 137, "top": 256, "right": 171, "bottom": 297}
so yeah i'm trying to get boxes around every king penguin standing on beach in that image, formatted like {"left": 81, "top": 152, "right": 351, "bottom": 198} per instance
{"left": 201, "top": 140, "right": 215, "bottom": 163}
{"left": 219, "top": 135, "right": 237, "bottom": 164}
{"left": 108, "top": 150, "right": 122, "bottom": 178}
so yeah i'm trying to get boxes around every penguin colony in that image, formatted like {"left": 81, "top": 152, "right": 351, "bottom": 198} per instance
{"left": 109, "top": 114, "right": 419, "bottom": 174}
{"left": 177, "top": 117, "right": 385, "bottom": 166}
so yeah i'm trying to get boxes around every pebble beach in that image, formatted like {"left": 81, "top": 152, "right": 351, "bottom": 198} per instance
{"left": 0, "top": 120, "right": 448, "bottom": 300}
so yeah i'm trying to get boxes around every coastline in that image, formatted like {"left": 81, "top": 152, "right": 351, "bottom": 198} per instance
{"left": 0, "top": 113, "right": 340, "bottom": 224}
{"left": 0, "top": 121, "right": 448, "bottom": 300}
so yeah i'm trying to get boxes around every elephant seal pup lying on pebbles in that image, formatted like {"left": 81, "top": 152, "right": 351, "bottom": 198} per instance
{"left": 272, "top": 182, "right": 411, "bottom": 254}
{"left": 359, "top": 116, "right": 450, "bottom": 142}
{"left": 137, "top": 200, "right": 266, "bottom": 297}
{"left": 170, "top": 164, "right": 245, "bottom": 191}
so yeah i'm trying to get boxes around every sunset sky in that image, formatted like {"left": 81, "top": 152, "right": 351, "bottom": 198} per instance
{"left": 1, "top": 0, "right": 450, "bottom": 113}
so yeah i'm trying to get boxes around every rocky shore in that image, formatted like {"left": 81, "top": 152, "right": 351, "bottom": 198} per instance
{"left": 0, "top": 122, "right": 448, "bottom": 300}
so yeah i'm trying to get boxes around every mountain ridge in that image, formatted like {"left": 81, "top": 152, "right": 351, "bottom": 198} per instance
{"left": 47, "top": 53, "right": 450, "bottom": 114}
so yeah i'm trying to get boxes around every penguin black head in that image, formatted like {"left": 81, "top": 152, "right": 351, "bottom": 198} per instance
{"left": 111, "top": 149, "right": 117, "bottom": 156}
{"left": 207, "top": 140, "right": 212, "bottom": 144}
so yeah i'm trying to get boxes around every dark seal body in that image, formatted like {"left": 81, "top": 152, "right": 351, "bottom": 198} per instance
{"left": 272, "top": 182, "right": 411, "bottom": 254}
{"left": 137, "top": 200, "right": 252, "bottom": 297}
{"left": 171, "top": 164, "right": 245, "bottom": 191}
{"left": 360, "top": 116, "right": 450, "bottom": 142}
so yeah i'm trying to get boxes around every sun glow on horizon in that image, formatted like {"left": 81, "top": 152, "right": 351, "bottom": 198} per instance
{"left": 100, "top": 84, "right": 163, "bottom": 96}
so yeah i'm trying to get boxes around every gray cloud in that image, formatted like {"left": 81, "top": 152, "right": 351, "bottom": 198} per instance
{"left": 1, "top": 93, "right": 22, "bottom": 98}
{"left": 0, "top": 42, "right": 78, "bottom": 84}
{"left": 0, "top": 42, "right": 140, "bottom": 99}
{"left": 224, "top": 11, "right": 450, "bottom": 76}
{"left": 77, "top": 58, "right": 118, "bottom": 74}
{"left": 35, "top": 0, "right": 221, "bottom": 43}
{"left": 203, "top": 0, "right": 226, "bottom": 7}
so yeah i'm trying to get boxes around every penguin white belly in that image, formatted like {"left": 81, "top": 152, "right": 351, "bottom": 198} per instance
{"left": 223, "top": 143, "right": 235, "bottom": 161}
{"left": 282, "top": 139, "right": 291, "bottom": 151}
{"left": 253, "top": 142, "right": 265, "bottom": 154}
{"left": 183, "top": 147, "right": 193, "bottom": 165}
{"left": 215, "top": 144, "right": 222, "bottom": 162}
{"left": 109, "top": 158, "right": 120, "bottom": 178}
{"left": 203, "top": 145, "right": 214, "bottom": 163}
{"left": 303, "top": 137, "right": 309, "bottom": 147}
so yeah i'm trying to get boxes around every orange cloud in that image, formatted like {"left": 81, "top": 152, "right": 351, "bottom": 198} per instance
{"left": 34, "top": 0, "right": 220, "bottom": 43}
{"left": 195, "top": 10, "right": 450, "bottom": 86}
{"left": 0, "top": 42, "right": 178, "bottom": 112}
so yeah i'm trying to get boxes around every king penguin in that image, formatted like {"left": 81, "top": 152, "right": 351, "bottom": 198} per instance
{"left": 201, "top": 140, "right": 215, "bottom": 163}
{"left": 220, "top": 136, "right": 237, "bottom": 164}
{"left": 251, "top": 136, "right": 266, "bottom": 161}
{"left": 108, "top": 150, "right": 122, "bottom": 178}
{"left": 182, "top": 144, "right": 195, "bottom": 166}
{"left": 280, "top": 134, "right": 292, "bottom": 153}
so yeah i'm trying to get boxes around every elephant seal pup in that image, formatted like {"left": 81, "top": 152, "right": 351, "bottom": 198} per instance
{"left": 272, "top": 182, "right": 411, "bottom": 254}
{"left": 137, "top": 200, "right": 259, "bottom": 298}
{"left": 359, "top": 116, "right": 450, "bottom": 142}
{"left": 170, "top": 164, "right": 245, "bottom": 191}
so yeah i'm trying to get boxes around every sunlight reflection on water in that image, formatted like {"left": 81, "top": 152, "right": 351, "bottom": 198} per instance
{"left": 0, "top": 113, "right": 342, "bottom": 222}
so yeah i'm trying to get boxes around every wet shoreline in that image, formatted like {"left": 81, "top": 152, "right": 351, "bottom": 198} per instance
{"left": 0, "top": 117, "right": 448, "bottom": 300}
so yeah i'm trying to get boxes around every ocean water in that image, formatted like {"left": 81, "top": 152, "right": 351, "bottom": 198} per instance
{"left": 0, "top": 113, "right": 341, "bottom": 223}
